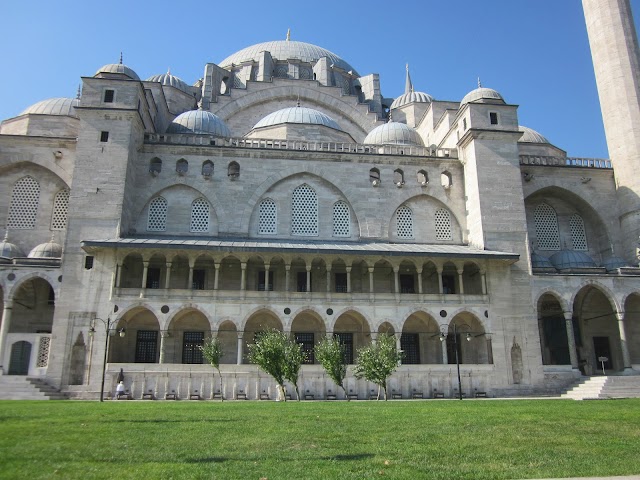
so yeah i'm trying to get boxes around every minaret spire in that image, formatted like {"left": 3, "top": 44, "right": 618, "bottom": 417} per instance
{"left": 477, "top": 77, "right": 482, "bottom": 88}
{"left": 119, "top": 52, "right": 123, "bottom": 65}
{"left": 286, "top": 29, "right": 291, "bottom": 41}
{"left": 405, "top": 63, "right": 413, "bottom": 94}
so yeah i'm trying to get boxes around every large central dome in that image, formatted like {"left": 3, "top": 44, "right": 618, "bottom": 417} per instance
{"left": 219, "top": 40, "right": 358, "bottom": 75}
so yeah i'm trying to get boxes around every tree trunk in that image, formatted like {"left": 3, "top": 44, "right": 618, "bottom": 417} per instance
{"left": 294, "top": 384, "right": 301, "bottom": 401}
{"left": 383, "top": 384, "right": 388, "bottom": 401}
{"left": 280, "top": 384, "right": 287, "bottom": 402}
{"left": 377, "top": 384, "right": 381, "bottom": 401}
{"left": 217, "top": 368, "right": 223, "bottom": 402}
{"left": 340, "top": 384, "right": 349, "bottom": 401}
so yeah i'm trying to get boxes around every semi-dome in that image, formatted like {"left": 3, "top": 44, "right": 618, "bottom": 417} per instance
{"left": 460, "top": 87, "right": 505, "bottom": 106}
{"left": 0, "top": 233, "right": 24, "bottom": 258}
{"left": 28, "top": 240, "right": 63, "bottom": 259}
{"left": 531, "top": 252, "right": 554, "bottom": 269}
{"left": 549, "top": 250, "right": 597, "bottom": 270}
{"left": 219, "top": 40, "right": 358, "bottom": 75}
{"left": 167, "top": 110, "right": 231, "bottom": 137}
{"left": 363, "top": 122, "right": 424, "bottom": 146}
{"left": 20, "top": 98, "right": 79, "bottom": 118}
{"left": 601, "top": 256, "right": 629, "bottom": 272}
{"left": 146, "top": 72, "right": 190, "bottom": 94}
{"left": 94, "top": 63, "right": 140, "bottom": 81}
{"left": 519, "top": 126, "right": 549, "bottom": 144}
{"left": 390, "top": 91, "right": 434, "bottom": 109}
{"left": 253, "top": 106, "right": 342, "bottom": 131}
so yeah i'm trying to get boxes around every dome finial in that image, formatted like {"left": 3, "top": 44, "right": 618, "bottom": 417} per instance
{"left": 477, "top": 77, "right": 482, "bottom": 88}
{"left": 405, "top": 63, "right": 413, "bottom": 95}
{"left": 296, "top": 94, "right": 301, "bottom": 107}
{"left": 286, "top": 28, "right": 291, "bottom": 41}
{"left": 119, "top": 52, "right": 123, "bottom": 65}
{"left": 167, "top": 67, "right": 171, "bottom": 75}
{"left": 3, "top": 230, "right": 8, "bottom": 243}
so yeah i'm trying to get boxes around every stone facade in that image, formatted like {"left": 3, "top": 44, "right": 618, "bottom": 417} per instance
{"left": 1, "top": 5, "right": 639, "bottom": 399}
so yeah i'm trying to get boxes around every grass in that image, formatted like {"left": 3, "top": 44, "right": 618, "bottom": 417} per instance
{"left": 0, "top": 399, "right": 639, "bottom": 479}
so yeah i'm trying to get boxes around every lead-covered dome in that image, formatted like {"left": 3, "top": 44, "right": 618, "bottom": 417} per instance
{"left": 460, "top": 87, "right": 505, "bottom": 106}
{"left": 20, "top": 98, "right": 79, "bottom": 118}
{"left": 253, "top": 106, "right": 342, "bottom": 130}
{"left": 531, "top": 252, "right": 554, "bottom": 269}
{"left": 167, "top": 110, "right": 231, "bottom": 137}
{"left": 601, "top": 256, "right": 628, "bottom": 272}
{"left": 363, "top": 122, "right": 424, "bottom": 146}
{"left": 390, "top": 91, "right": 434, "bottom": 109}
{"left": 519, "top": 126, "right": 549, "bottom": 144}
{"left": 146, "top": 72, "right": 190, "bottom": 94}
{"left": 95, "top": 63, "right": 140, "bottom": 81}
{"left": 0, "top": 233, "right": 24, "bottom": 258}
{"left": 28, "top": 240, "right": 63, "bottom": 259}
{"left": 219, "top": 40, "right": 358, "bottom": 75}
{"left": 549, "top": 250, "right": 597, "bottom": 270}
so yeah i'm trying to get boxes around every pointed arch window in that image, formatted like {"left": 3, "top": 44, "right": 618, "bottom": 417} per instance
{"left": 534, "top": 203, "right": 560, "bottom": 250}
{"left": 190, "top": 198, "right": 210, "bottom": 232}
{"left": 147, "top": 197, "right": 167, "bottom": 231}
{"left": 258, "top": 199, "right": 277, "bottom": 235}
{"left": 435, "top": 208, "right": 452, "bottom": 240}
{"left": 51, "top": 188, "right": 70, "bottom": 230}
{"left": 570, "top": 213, "right": 588, "bottom": 251}
{"left": 291, "top": 184, "right": 318, "bottom": 236}
{"left": 333, "top": 201, "right": 350, "bottom": 237}
{"left": 7, "top": 176, "right": 40, "bottom": 229}
{"left": 396, "top": 205, "right": 414, "bottom": 239}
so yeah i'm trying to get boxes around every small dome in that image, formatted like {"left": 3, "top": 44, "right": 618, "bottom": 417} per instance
{"left": 531, "top": 252, "right": 554, "bottom": 269}
{"left": 0, "top": 234, "right": 24, "bottom": 258}
{"left": 146, "top": 72, "right": 190, "bottom": 94}
{"left": 390, "top": 91, "right": 434, "bottom": 109}
{"left": 549, "top": 250, "right": 597, "bottom": 270}
{"left": 363, "top": 122, "right": 424, "bottom": 146}
{"left": 253, "top": 106, "right": 342, "bottom": 131}
{"left": 519, "top": 126, "right": 549, "bottom": 144}
{"left": 601, "top": 256, "right": 628, "bottom": 272}
{"left": 20, "top": 98, "right": 79, "bottom": 117}
{"left": 167, "top": 110, "right": 231, "bottom": 137}
{"left": 95, "top": 63, "right": 140, "bottom": 81}
{"left": 28, "top": 241, "right": 63, "bottom": 259}
{"left": 460, "top": 87, "right": 505, "bottom": 106}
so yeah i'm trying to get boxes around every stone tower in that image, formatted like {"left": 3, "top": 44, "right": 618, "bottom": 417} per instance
{"left": 583, "top": 0, "right": 640, "bottom": 263}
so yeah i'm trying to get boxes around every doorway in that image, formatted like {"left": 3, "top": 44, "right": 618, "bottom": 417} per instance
{"left": 8, "top": 341, "right": 31, "bottom": 375}
{"left": 593, "top": 336, "right": 612, "bottom": 372}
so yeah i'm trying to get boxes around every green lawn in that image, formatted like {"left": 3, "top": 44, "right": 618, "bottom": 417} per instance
{"left": 0, "top": 399, "right": 639, "bottom": 480}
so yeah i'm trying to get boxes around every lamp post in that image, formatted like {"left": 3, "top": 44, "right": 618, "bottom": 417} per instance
{"left": 88, "top": 317, "right": 125, "bottom": 402}
{"left": 437, "top": 323, "right": 472, "bottom": 400}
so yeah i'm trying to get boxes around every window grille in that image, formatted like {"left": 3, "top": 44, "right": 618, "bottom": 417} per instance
{"left": 100, "top": 131, "right": 109, "bottom": 142}
{"left": 400, "top": 274, "right": 415, "bottom": 294}
{"left": 333, "top": 201, "right": 350, "bottom": 237}
{"left": 146, "top": 268, "right": 161, "bottom": 289}
{"left": 396, "top": 206, "right": 414, "bottom": 239}
{"left": 291, "top": 184, "right": 318, "bottom": 236}
{"left": 534, "top": 204, "right": 560, "bottom": 250}
{"left": 258, "top": 199, "right": 277, "bottom": 234}
{"left": 232, "top": 72, "right": 244, "bottom": 88}
{"left": 182, "top": 332, "right": 204, "bottom": 364}
{"left": 135, "top": 330, "right": 158, "bottom": 363}
{"left": 299, "top": 66, "right": 312, "bottom": 80}
{"left": 435, "top": 208, "right": 452, "bottom": 240}
{"left": 258, "top": 271, "right": 274, "bottom": 291}
{"left": 335, "top": 333, "right": 354, "bottom": 364}
{"left": 51, "top": 188, "right": 70, "bottom": 230}
{"left": 147, "top": 197, "right": 167, "bottom": 231}
{"left": 36, "top": 337, "right": 51, "bottom": 368}
{"left": 7, "top": 176, "right": 40, "bottom": 229}
{"left": 274, "top": 64, "right": 289, "bottom": 78}
{"left": 335, "top": 273, "right": 348, "bottom": 292}
{"left": 190, "top": 198, "right": 210, "bottom": 232}
{"left": 401, "top": 333, "right": 420, "bottom": 364}
{"left": 570, "top": 214, "right": 588, "bottom": 251}
{"left": 295, "top": 333, "right": 315, "bottom": 364}
{"left": 250, "top": 66, "right": 258, "bottom": 81}
{"left": 103, "top": 89, "right": 115, "bottom": 103}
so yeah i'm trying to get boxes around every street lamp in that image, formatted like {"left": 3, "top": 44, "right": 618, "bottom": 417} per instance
{"left": 88, "top": 317, "right": 125, "bottom": 402}
{"left": 436, "top": 323, "right": 474, "bottom": 400}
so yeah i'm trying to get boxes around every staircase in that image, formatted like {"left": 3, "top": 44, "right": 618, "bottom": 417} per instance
{"left": 0, "top": 375, "right": 67, "bottom": 400}
{"left": 561, "top": 375, "right": 640, "bottom": 400}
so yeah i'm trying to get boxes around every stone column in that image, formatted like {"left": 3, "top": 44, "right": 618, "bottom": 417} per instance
{"left": 563, "top": 311, "right": 579, "bottom": 370}
{"left": 237, "top": 332, "right": 244, "bottom": 365}
{"left": 393, "top": 266, "right": 400, "bottom": 294}
{"left": 264, "top": 264, "right": 271, "bottom": 293}
{"left": 306, "top": 265, "right": 311, "bottom": 293}
{"left": 0, "top": 301, "right": 14, "bottom": 372}
{"left": 616, "top": 311, "right": 633, "bottom": 372}
{"left": 165, "top": 262, "right": 172, "bottom": 289}
{"left": 417, "top": 268, "right": 423, "bottom": 294}
{"left": 457, "top": 268, "right": 465, "bottom": 295}
{"left": 395, "top": 332, "right": 402, "bottom": 365}
{"left": 159, "top": 330, "right": 169, "bottom": 364}
{"left": 326, "top": 264, "right": 332, "bottom": 296}
{"left": 213, "top": 263, "right": 220, "bottom": 290}
{"left": 437, "top": 267, "right": 444, "bottom": 294}
{"left": 285, "top": 264, "right": 290, "bottom": 291}
{"left": 326, "top": 330, "right": 334, "bottom": 339}
{"left": 370, "top": 332, "right": 378, "bottom": 345}
{"left": 140, "top": 260, "right": 149, "bottom": 298}
{"left": 240, "top": 262, "right": 247, "bottom": 291}
{"left": 114, "top": 261, "right": 122, "bottom": 288}
{"left": 346, "top": 265, "right": 352, "bottom": 293}
{"left": 442, "top": 338, "right": 448, "bottom": 365}
{"left": 368, "top": 267, "right": 375, "bottom": 297}
{"left": 480, "top": 270, "right": 487, "bottom": 295}
{"left": 188, "top": 259, "right": 195, "bottom": 290}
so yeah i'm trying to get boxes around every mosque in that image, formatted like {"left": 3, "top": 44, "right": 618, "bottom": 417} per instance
{"left": 0, "top": 0, "right": 639, "bottom": 399}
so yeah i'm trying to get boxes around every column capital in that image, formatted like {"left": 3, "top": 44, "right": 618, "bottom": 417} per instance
{"left": 563, "top": 311, "right": 573, "bottom": 321}
{"left": 237, "top": 331, "right": 244, "bottom": 340}
{"left": 240, "top": 262, "right": 247, "bottom": 270}
{"left": 616, "top": 311, "right": 625, "bottom": 321}
{"left": 393, "top": 266, "right": 400, "bottom": 273}
{"left": 368, "top": 267, "right": 375, "bottom": 274}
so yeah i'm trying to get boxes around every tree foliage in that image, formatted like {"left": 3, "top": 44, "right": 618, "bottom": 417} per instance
{"left": 200, "top": 336, "right": 224, "bottom": 401}
{"left": 315, "top": 336, "right": 349, "bottom": 399}
{"left": 353, "top": 334, "right": 402, "bottom": 400}
{"left": 283, "top": 339, "right": 307, "bottom": 401}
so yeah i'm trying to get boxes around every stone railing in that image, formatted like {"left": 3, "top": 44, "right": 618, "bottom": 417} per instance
{"left": 144, "top": 133, "right": 457, "bottom": 159}
{"left": 520, "top": 155, "right": 612, "bottom": 169}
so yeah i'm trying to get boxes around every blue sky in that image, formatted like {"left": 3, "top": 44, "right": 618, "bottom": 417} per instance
{"left": 2, "top": 0, "right": 639, "bottom": 158}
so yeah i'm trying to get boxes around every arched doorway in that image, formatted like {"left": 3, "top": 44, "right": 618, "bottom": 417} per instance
{"left": 402, "top": 312, "right": 441, "bottom": 364}
{"left": 537, "top": 293, "right": 570, "bottom": 365}
{"left": 291, "top": 311, "right": 326, "bottom": 364}
{"left": 110, "top": 308, "right": 160, "bottom": 363}
{"left": 243, "top": 310, "right": 283, "bottom": 361}
{"left": 167, "top": 309, "right": 211, "bottom": 364}
{"left": 447, "top": 313, "right": 489, "bottom": 364}
{"left": 333, "top": 311, "right": 371, "bottom": 364}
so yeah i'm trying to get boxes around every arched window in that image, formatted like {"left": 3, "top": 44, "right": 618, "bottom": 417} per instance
{"left": 394, "top": 169, "right": 405, "bottom": 187}
{"left": 570, "top": 213, "right": 588, "bottom": 251}
{"left": 396, "top": 205, "right": 414, "bottom": 239}
{"left": 176, "top": 159, "right": 188, "bottom": 176}
{"left": 202, "top": 160, "right": 214, "bottom": 179}
{"left": 534, "top": 203, "right": 560, "bottom": 250}
{"left": 417, "top": 170, "right": 429, "bottom": 186}
{"left": 369, "top": 168, "right": 380, "bottom": 186}
{"left": 291, "top": 184, "right": 318, "bottom": 236}
{"left": 147, "top": 197, "right": 167, "bottom": 231}
{"left": 333, "top": 201, "right": 350, "bottom": 237}
{"left": 435, "top": 208, "right": 452, "bottom": 240}
{"left": 149, "top": 158, "right": 162, "bottom": 176}
{"left": 258, "top": 199, "right": 277, "bottom": 235}
{"left": 228, "top": 161, "right": 240, "bottom": 179}
{"left": 7, "top": 176, "right": 40, "bottom": 229}
{"left": 190, "top": 198, "right": 210, "bottom": 232}
{"left": 51, "top": 188, "right": 70, "bottom": 230}
{"left": 441, "top": 171, "right": 452, "bottom": 189}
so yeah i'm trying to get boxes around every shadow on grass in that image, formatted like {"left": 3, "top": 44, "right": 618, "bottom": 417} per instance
{"left": 322, "top": 453, "right": 374, "bottom": 461}
{"left": 106, "top": 419, "right": 235, "bottom": 424}
{"left": 185, "top": 457, "right": 228, "bottom": 463}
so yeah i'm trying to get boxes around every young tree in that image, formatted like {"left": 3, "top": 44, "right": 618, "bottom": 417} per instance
{"left": 353, "top": 334, "right": 403, "bottom": 401}
{"left": 283, "top": 339, "right": 307, "bottom": 401}
{"left": 200, "top": 336, "right": 224, "bottom": 401}
{"left": 315, "top": 336, "right": 349, "bottom": 400}
{"left": 247, "top": 329, "right": 289, "bottom": 401}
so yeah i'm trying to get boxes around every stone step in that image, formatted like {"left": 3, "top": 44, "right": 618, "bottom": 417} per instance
{"left": 0, "top": 376, "right": 67, "bottom": 400}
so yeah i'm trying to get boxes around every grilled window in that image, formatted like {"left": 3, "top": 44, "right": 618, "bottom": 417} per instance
{"left": 295, "top": 333, "right": 315, "bottom": 364}
{"left": 182, "top": 332, "right": 204, "bottom": 364}
{"left": 335, "top": 332, "right": 353, "bottom": 364}
{"left": 401, "top": 333, "right": 420, "bottom": 364}
{"left": 135, "top": 331, "right": 158, "bottom": 363}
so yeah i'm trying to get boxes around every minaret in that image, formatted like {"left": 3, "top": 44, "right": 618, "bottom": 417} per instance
{"left": 583, "top": 0, "right": 640, "bottom": 263}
